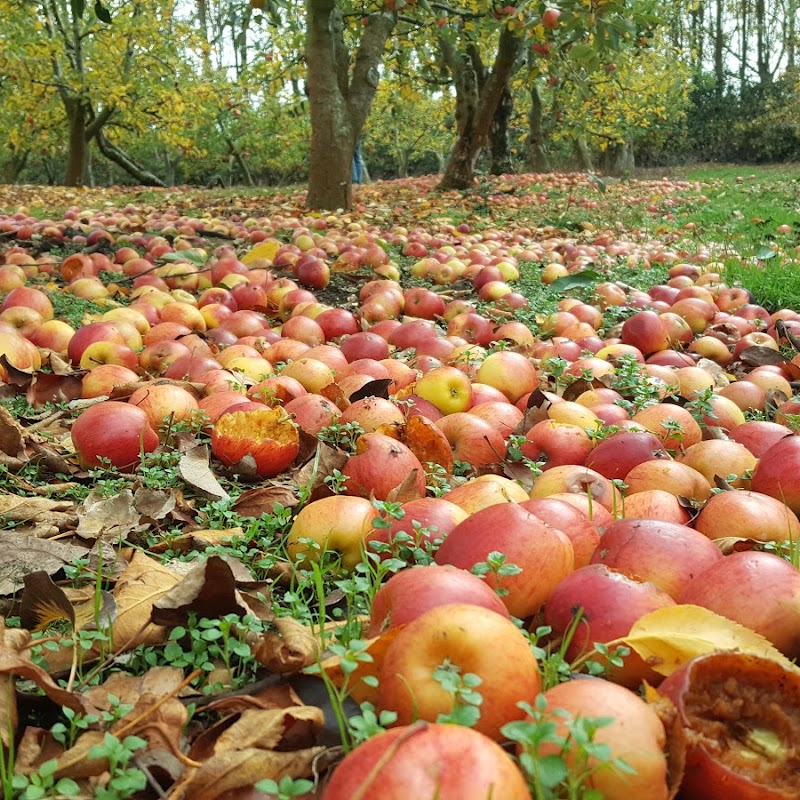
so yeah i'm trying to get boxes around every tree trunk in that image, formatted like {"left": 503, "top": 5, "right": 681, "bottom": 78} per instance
{"left": 756, "top": 0, "right": 770, "bottom": 85}
{"left": 489, "top": 87, "right": 514, "bottom": 175}
{"left": 64, "top": 100, "right": 89, "bottom": 186}
{"left": 438, "top": 25, "right": 523, "bottom": 190}
{"left": 95, "top": 131, "right": 166, "bottom": 186}
{"left": 305, "top": 0, "right": 396, "bottom": 210}
{"left": 574, "top": 137, "right": 593, "bottom": 171}
{"left": 526, "top": 82, "right": 550, "bottom": 172}
{"left": 603, "top": 141, "right": 634, "bottom": 176}
{"left": 714, "top": 0, "right": 724, "bottom": 93}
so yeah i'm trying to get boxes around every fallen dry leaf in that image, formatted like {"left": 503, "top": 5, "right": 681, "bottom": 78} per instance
{"left": 250, "top": 617, "right": 318, "bottom": 673}
{"left": 0, "top": 405, "right": 24, "bottom": 456}
{"left": 233, "top": 486, "right": 299, "bottom": 519}
{"left": 151, "top": 555, "right": 264, "bottom": 627}
{"left": 0, "top": 531, "right": 88, "bottom": 595}
{"left": 400, "top": 414, "right": 454, "bottom": 476}
{"left": 623, "top": 604, "right": 800, "bottom": 677}
{"left": 180, "top": 445, "right": 229, "bottom": 499}
{"left": 134, "top": 487, "right": 177, "bottom": 520}
{"left": 76, "top": 489, "right": 144, "bottom": 542}
{"left": 149, "top": 527, "right": 245, "bottom": 556}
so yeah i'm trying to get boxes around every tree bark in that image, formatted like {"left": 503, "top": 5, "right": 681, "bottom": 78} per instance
{"left": 95, "top": 131, "right": 166, "bottom": 186}
{"left": 602, "top": 141, "right": 634, "bottom": 176}
{"left": 526, "top": 82, "right": 550, "bottom": 172}
{"left": 714, "top": 0, "right": 724, "bottom": 93}
{"left": 438, "top": 24, "right": 523, "bottom": 190}
{"left": 574, "top": 137, "right": 593, "bottom": 171}
{"left": 489, "top": 86, "right": 514, "bottom": 175}
{"left": 756, "top": 0, "right": 770, "bottom": 85}
{"left": 64, "top": 99, "right": 90, "bottom": 186}
{"left": 305, "top": 0, "right": 396, "bottom": 210}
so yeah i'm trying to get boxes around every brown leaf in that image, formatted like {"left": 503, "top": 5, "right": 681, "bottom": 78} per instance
{"left": 294, "top": 442, "right": 348, "bottom": 501}
{"left": 320, "top": 381, "right": 349, "bottom": 411}
{"left": 20, "top": 571, "right": 76, "bottom": 630}
{"left": 151, "top": 556, "right": 259, "bottom": 627}
{"left": 51, "top": 731, "right": 108, "bottom": 780}
{"left": 737, "top": 345, "right": 789, "bottom": 367}
{"left": 84, "top": 666, "right": 186, "bottom": 711}
{"left": 385, "top": 469, "right": 424, "bottom": 503}
{"left": 250, "top": 617, "right": 318, "bottom": 674}
{"left": 134, "top": 487, "right": 177, "bottom": 520}
{"left": 349, "top": 378, "right": 392, "bottom": 402}
{"left": 0, "top": 405, "right": 24, "bottom": 456}
{"left": 26, "top": 372, "right": 84, "bottom": 408}
{"left": 0, "top": 355, "right": 34, "bottom": 387}
{"left": 111, "top": 692, "right": 189, "bottom": 755}
{"left": 111, "top": 551, "right": 182, "bottom": 650}
{"left": 217, "top": 706, "right": 324, "bottom": 754}
{"left": 149, "top": 527, "right": 245, "bottom": 556}
{"left": 514, "top": 388, "right": 553, "bottom": 434}
{"left": 180, "top": 445, "right": 229, "bottom": 499}
{"left": 0, "top": 621, "right": 86, "bottom": 743}
{"left": 0, "top": 532, "right": 88, "bottom": 595}
{"left": 400, "top": 414, "right": 453, "bottom": 475}
{"left": 233, "top": 486, "right": 299, "bottom": 519}
{"left": 76, "top": 489, "right": 144, "bottom": 542}
{"left": 181, "top": 745, "right": 326, "bottom": 800}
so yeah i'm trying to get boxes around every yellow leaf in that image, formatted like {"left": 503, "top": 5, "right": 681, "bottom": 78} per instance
{"left": 623, "top": 604, "right": 800, "bottom": 677}
{"left": 241, "top": 240, "right": 281, "bottom": 264}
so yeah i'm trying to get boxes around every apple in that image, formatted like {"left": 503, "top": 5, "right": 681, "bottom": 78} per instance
{"left": 435, "top": 502, "right": 574, "bottom": 618}
{"left": 520, "top": 420, "right": 594, "bottom": 470}
{"left": 530, "top": 464, "right": 623, "bottom": 513}
{"left": 590, "top": 517, "right": 723, "bottom": 599}
{"left": 542, "top": 7, "right": 560, "bottom": 28}
{"left": 631, "top": 403, "right": 703, "bottom": 451}
{"left": 79, "top": 341, "right": 139, "bottom": 371}
{"left": 283, "top": 394, "right": 341, "bottom": 436}
{"left": 435, "top": 412, "right": 507, "bottom": 467}
{"left": 680, "top": 550, "right": 800, "bottom": 658}
{"left": 67, "top": 321, "right": 126, "bottom": 365}
{"left": 71, "top": 401, "right": 159, "bottom": 469}
{"left": 0, "top": 286, "right": 54, "bottom": 320}
{"left": 535, "top": 678, "right": 669, "bottom": 800}
{"left": 414, "top": 366, "right": 473, "bottom": 415}
{"left": 211, "top": 405, "right": 299, "bottom": 477}
{"left": 520, "top": 496, "right": 601, "bottom": 568}
{"left": 368, "top": 564, "right": 510, "bottom": 636}
{"left": 658, "top": 652, "right": 800, "bottom": 800}
{"left": 620, "top": 310, "right": 670, "bottom": 354}
{"left": 128, "top": 383, "right": 200, "bottom": 435}
{"left": 624, "top": 459, "right": 711, "bottom": 503}
{"left": 677, "top": 440, "right": 757, "bottom": 489}
{"left": 729, "top": 420, "right": 792, "bottom": 458}
{"left": 342, "top": 432, "right": 426, "bottom": 501}
{"left": 750, "top": 435, "right": 800, "bottom": 514}
{"left": 26, "top": 319, "right": 76, "bottom": 355}
{"left": 694, "top": 489, "right": 800, "bottom": 542}
{"left": 474, "top": 350, "right": 538, "bottom": 404}
{"left": 81, "top": 364, "right": 140, "bottom": 399}
{"left": 286, "top": 495, "right": 380, "bottom": 570}
{"left": 544, "top": 564, "right": 676, "bottom": 687}
{"left": 377, "top": 603, "right": 541, "bottom": 740}
{"left": 320, "top": 722, "right": 530, "bottom": 800}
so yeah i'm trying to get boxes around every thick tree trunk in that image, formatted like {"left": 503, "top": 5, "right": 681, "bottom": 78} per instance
{"left": 603, "top": 141, "right": 634, "bottom": 176}
{"left": 96, "top": 131, "right": 166, "bottom": 186}
{"left": 305, "top": 0, "right": 396, "bottom": 210}
{"left": 574, "top": 137, "right": 593, "bottom": 171}
{"left": 65, "top": 100, "right": 89, "bottom": 186}
{"left": 438, "top": 25, "right": 523, "bottom": 190}
{"left": 755, "top": 0, "right": 771, "bottom": 85}
{"left": 526, "top": 83, "right": 550, "bottom": 172}
{"left": 490, "top": 87, "right": 514, "bottom": 175}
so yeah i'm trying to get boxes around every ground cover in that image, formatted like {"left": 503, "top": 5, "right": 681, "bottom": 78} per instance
{"left": 1, "top": 168, "right": 800, "bottom": 798}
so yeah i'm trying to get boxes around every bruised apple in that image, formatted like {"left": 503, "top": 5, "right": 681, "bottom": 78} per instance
{"left": 342, "top": 432, "right": 426, "bottom": 500}
{"left": 211, "top": 405, "right": 299, "bottom": 477}
{"left": 377, "top": 603, "right": 541, "bottom": 740}
{"left": 659, "top": 652, "right": 800, "bottom": 800}
{"left": 590, "top": 518, "right": 723, "bottom": 599}
{"left": 320, "top": 722, "right": 530, "bottom": 800}
{"left": 368, "top": 564, "right": 510, "bottom": 636}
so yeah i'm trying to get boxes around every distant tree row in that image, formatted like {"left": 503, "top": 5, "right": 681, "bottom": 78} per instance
{"left": 0, "top": 0, "right": 797, "bottom": 207}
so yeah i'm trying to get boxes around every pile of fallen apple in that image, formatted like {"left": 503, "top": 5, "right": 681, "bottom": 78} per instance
{"left": 2, "top": 196, "right": 800, "bottom": 799}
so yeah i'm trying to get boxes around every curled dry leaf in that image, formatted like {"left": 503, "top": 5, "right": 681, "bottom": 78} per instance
{"left": 26, "top": 372, "right": 84, "bottom": 408}
{"left": 149, "top": 527, "right": 245, "bottom": 556}
{"left": 233, "top": 486, "right": 299, "bottom": 519}
{"left": 0, "top": 531, "right": 88, "bottom": 595}
{"left": 76, "top": 489, "right": 144, "bottom": 542}
{"left": 622, "top": 604, "right": 800, "bottom": 677}
{"left": 294, "top": 442, "right": 349, "bottom": 502}
{"left": 0, "top": 405, "right": 24, "bottom": 456}
{"left": 180, "top": 745, "right": 326, "bottom": 800}
{"left": 134, "top": 487, "right": 177, "bottom": 520}
{"left": 250, "top": 617, "right": 318, "bottom": 673}
{"left": 84, "top": 666, "right": 186, "bottom": 711}
{"left": 151, "top": 555, "right": 265, "bottom": 628}
{"left": 179, "top": 445, "right": 229, "bottom": 499}
{"left": 400, "top": 414, "right": 454, "bottom": 476}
